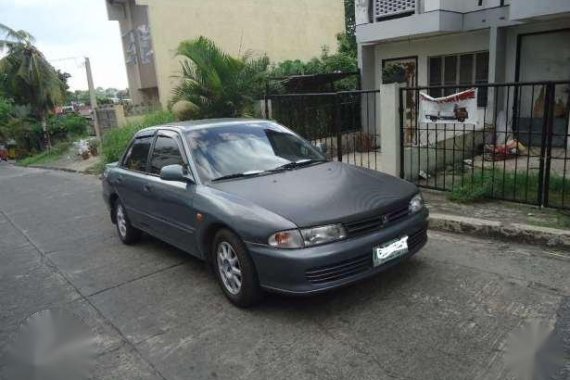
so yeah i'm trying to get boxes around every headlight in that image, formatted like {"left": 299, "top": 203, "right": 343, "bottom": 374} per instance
{"left": 268, "top": 224, "right": 347, "bottom": 249}
{"left": 301, "top": 224, "right": 347, "bottom": 247}
{"left": 409, "top": 193, "right": 424, "bottom": 214}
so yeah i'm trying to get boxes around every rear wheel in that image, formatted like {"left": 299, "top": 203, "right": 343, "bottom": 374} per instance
{"left": 115, "top": 200, "right": 141, "bottom": 245}
{"left": 212, "top": 229, "right": 262, "bottom": 307}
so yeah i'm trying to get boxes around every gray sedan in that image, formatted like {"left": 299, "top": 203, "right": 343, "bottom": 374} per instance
{"left": 102, "top": 119, "right": 428, "bottom": 307}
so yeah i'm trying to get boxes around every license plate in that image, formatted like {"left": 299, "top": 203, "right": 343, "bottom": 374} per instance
{"left": 373, "top": 236, "right": 409, "bottom": 267}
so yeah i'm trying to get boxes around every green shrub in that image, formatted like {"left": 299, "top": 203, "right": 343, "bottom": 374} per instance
{"left": 19, "top": 141, "right": 72, "bottom": 166}
{"left": 0, "top": 97, "right": 13, "bottom": 127}
{"left": 101, "top": 111, "right": 175, "bottom": 164}
{"left": 47, "top": 114, "right": 89, "bottom": 140}
{"left": 449, "top": 168, "right": 569, "bottom": 206}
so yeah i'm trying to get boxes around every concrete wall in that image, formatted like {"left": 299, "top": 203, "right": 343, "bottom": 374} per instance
{"left": 134, "top": 0, "right": 345, "bottom": 107}
{"left": 510, "top": 0, "right": 570, "bottom": 20}
{"left": 402, "top": 128, "right": 486, "bottom": 181}
{"left": 424, "top": 0, "right": 509, "bottom": 13}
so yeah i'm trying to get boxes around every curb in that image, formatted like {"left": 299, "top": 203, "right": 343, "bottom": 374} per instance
{"left": 19, "top": 164, "right": 98, "bottom": 176}
{"left": 25, "top": 165, "right": 82, "bottom": 174}
{"left": 429, "top": 213, "right": 570, "bottom": 251}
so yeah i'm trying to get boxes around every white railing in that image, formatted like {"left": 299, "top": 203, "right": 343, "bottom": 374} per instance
{"left": 374, "top": 0, "right": 417, "bottom": 20}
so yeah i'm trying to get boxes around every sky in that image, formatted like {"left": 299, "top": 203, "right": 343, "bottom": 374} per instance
{"left": 1, "top": 0, "right": 128, "bottom": 91}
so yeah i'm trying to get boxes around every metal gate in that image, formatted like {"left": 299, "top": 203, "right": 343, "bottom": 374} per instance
{"left": 400, "top": 81, "right": 570, "bottom": 209}
{"left": 265, "top": 90, "right": 381, "bottom": 171}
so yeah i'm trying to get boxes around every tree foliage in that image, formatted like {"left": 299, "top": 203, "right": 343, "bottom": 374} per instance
{"left": 0, "top": 96, "right": 12, "bottom": 127}
{"left": 0, "top": 23, "right": 65, "bottom": 123}
{"left": 270, "top": 46, "right": 357, "bottom": 78}
{"left": 337, "top": 0, "right": 357, "bottom": 58}
{"left": 171, "top": 37, "right": 270, "bottom": 118}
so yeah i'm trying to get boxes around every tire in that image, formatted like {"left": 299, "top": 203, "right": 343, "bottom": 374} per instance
{"left": 114, "top": 200, "right": 141, "bottom": 245}
{"left": 212, "top": 229, "right": 262, "bottom": 307}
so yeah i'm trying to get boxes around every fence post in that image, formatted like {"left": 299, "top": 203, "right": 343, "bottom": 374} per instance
{"left": 264, "top": 82, "right": 270, "bottom": 119}
{"left": 378, "top": 83, "right": 402, "bottom": 177}
{"left": 537, "top": 83, "right": 554, "bottom": 207}
{"left": 335, "top": 94, "right": 343, "bottom": 162}
{"left": 542, "top": 83, "right": 556, "bottom": 207}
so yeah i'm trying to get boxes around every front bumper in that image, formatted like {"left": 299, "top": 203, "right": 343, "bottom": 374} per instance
{"left": 247, "top": 209, "right": 429, "bottom": 295}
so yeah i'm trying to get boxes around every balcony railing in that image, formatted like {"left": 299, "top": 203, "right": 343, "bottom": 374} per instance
{"left": 374, "top": 0, "right": 416, "bottom": 21}
{"left": 363, "top": 0, "right": 511, "bottom": 24}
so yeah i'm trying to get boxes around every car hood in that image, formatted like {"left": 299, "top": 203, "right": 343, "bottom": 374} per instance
{"left": 209, "top": 162, "right": 418, "bottom": 227}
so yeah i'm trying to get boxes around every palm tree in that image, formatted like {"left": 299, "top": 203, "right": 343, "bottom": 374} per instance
{"left": 171, "top": 37, "right": 269, "bottom": 119}
{"left": 0, "top": 23, "right": 65, "bottom": 146}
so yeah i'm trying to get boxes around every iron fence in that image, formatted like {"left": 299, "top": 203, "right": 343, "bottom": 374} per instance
{"left": 265, "top": 90, "right": 381, "bottom": 170}
{"left": 400, "top": 81, "right": 570, "bottom": 209}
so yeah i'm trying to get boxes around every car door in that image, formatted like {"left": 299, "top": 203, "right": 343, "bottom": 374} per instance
{"left": 113, "top": 131, "right": 156, "bottom": 230}
{"left": 146, "top": 130, "right": 199, "bottom": 255}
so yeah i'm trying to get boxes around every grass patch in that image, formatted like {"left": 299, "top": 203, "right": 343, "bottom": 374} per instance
{"left": 18, "top": 141, "right": 72, "bottom": 167}
{"left": 102, "top": 111, "right": 175, "bottom": 164}
{"left": 529, "top": 212, "right": 570, "bottom": 230}
{"left": 449, "top": 168, "right": 570, "bottom": 207}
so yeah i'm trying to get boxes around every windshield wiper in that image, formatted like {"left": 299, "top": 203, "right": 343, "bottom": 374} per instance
{"left": 211, "top": 171, "right": 264, "bottom": 182}
{"left": 271, "top": 159, "right": 327, "bottom": 172}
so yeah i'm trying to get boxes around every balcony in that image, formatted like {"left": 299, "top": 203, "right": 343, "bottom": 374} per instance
{"left": 356, "top": 0, "right": 513, "bottom": 44}
{"left": 357, "top": 0, "right": 511, "bottom": 25}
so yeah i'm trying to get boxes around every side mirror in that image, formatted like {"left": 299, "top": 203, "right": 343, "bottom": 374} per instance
{"left": 160, "top": 164, "right": 191, "bottom": 182}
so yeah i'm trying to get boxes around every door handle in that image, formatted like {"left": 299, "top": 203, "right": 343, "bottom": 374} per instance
{"left": 143, "top": 184, "right": 152, "bottom": 192}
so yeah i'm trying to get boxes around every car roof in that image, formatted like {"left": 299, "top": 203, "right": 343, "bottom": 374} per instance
{"left": 136, "top": 118, "right": 273, "bottom": 136}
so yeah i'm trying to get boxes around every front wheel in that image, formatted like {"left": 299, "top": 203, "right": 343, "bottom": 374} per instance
{"left": 212, "top": 229, "right": 262, "bottom": 307}
{"left": 115, "top": 200, "right": 141, "bottom": 245}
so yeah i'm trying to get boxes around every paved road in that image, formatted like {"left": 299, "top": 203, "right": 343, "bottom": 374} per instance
{"left": 0, "top": 163, "right": 569, "bottom": 380}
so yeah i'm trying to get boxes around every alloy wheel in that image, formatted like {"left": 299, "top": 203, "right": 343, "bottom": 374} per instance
{"left": 216, "top": 241, "right": 242, "bottom": 295}
{"left": 116, "top": 205, "right": 127, "bottom": 238}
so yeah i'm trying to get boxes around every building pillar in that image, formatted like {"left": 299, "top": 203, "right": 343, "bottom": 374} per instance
{"left": 378, "top": 83, "right": 401, "bottom": 177}
{"left": 488, "top": 26, "right": 507, "bottom": 120}
{"left": 358, "top": 45, "right": 376, "bottom": 90}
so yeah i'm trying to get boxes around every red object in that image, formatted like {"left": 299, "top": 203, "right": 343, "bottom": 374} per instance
{"left": 0, "top": 147, "right": 7, "bottom": 161}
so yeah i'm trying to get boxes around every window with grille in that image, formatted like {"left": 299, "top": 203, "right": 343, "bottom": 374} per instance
{"left": 428, "top": 51, "right": 489, "bottom": 106}
{"left": 375, "top": 0, "right": 416, "bottom": 20}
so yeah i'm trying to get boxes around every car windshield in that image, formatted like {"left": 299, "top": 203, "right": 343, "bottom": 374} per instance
{"left": 185, "top": 122, "right": 326, "bottom": 182}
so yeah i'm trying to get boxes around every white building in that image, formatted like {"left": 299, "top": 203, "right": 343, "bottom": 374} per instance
{"left": 355, "top": 0, "right": 570, "bottom": 178}
{"left": 356, "top": 0, "right": 570, "bottom": 91}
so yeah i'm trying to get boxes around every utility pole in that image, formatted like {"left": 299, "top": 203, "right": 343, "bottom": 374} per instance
{"left": 85, "top": 57, "right": 101, "bottom": 140}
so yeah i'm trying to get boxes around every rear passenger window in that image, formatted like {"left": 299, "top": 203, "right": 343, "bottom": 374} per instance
{"left": 123, "top": 136, "right": 153, "bottom": 172}
{"left": 150, "top": 136, "right": 185, "bottom": 175}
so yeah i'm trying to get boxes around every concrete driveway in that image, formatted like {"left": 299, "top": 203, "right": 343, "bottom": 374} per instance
{"left": 0, "top": 163, "right": 569, "bottom": 380}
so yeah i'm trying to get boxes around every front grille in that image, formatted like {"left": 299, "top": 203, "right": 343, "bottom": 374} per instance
{"left": 305, "top": 254, "right": 372, "bottom": 284}
{"left": 408, "top": 226, "right": 428, "bottom": 250}
{"left": 305, "top": 226, "right": 427, "bottom": 285}
{"left": 344, "top": 205, "right": 410, "bottom": 237}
